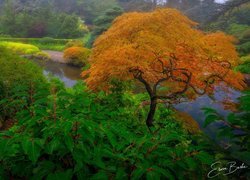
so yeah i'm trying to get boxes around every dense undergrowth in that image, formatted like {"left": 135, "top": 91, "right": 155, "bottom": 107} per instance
{"left": 236, "top": 55, "right": 250, "bottom": 74}
{"left": 0, "top": 79, "right": 219, "bottom": 179}
{"left": 0, "top": 47, "right": 228, "bottom": 179}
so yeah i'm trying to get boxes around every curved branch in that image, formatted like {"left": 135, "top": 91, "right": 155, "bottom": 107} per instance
{"left": 156, "top": 70, "right": 192, "bottom": 100}
{"left": 189, "top": 61, "right": 232, "bottom": 95}
{"left": 153, "top": 77, "right": 170, "bottom": 93}
{"left": 190, "top": 74, "right": 224, "bottom": 95}
{"left": 129, "top": 67, "right": 153, "bottom": 96}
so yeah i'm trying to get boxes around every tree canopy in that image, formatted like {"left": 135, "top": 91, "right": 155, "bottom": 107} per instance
{"left": 82, "top": 8, "right": 246, "bottom": 126}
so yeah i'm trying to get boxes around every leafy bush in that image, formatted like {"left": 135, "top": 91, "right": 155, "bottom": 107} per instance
{"left": 0, "top": 41, "right": 40, "bottom": 55}
{"left": 0, "top": 47, "right": 45, "bottom": 122}
{"left": 238, "top": 42, "right": 250, "bottom": 56}
{"left": 0, "top": 80, "right": 218, "bottom": 179}
{"left": 235, "top": 55, "right": 250, "bottom": 73}
{"left": 64, "top": 46, "right": 91, "bottom": 67}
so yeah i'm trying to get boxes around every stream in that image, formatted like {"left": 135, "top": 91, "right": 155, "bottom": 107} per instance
{"left": 32, "top": 56, "right": 246, "bottom": 140}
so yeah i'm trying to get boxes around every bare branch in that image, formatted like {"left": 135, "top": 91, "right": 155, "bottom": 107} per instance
{"left": 129, "top": 67, "right": 154, "bottom": 96}
{"left": 156, "top": 70, "right": 192, "bottom": 100}
{"left": 189, "top": 61, "right": 232, "bottom": 95}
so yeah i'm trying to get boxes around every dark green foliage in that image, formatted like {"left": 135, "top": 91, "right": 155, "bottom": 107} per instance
{"left": 0, "top": 77, "right": 219, "bottom": 179}
{"left": 238, "top": 41, "right": 250, "bottom": 56}
{"left": 87, "top": 6, "right": 123, "bottom": 47}
{"left": 203, "top": 91, "right": 250, "bottom": 166}
{"left": 77, "top": 0, "right": 119, "bottom": 24}
{"left": 93, "top": 6, "right": 123, "bottom": 36}
{"left": 0, "top": 47, "right": 45, "bottom": 122}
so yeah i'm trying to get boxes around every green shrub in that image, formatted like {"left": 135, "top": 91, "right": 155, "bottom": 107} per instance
{"left": 0, "top": 41, "right": 40, "bottom": 55}
{"left": 242, "top": 29, "right": 250, "bottom": 42}
{"left": 238, "top": 42, "right": 250, "bottom": 56}
{"left": 235, "top": 55, "right": 250, "bottom": 73}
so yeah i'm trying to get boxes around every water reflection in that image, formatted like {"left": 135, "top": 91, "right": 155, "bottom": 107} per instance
{"left": 32, "top": 59, "right": 82, "bottom": 87}
{"left": 175, "top": 84, "right": 242, "bottom": 138}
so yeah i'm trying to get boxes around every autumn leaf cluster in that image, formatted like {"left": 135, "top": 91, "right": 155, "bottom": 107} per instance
{"left": 83, "top": 8, "right": 245, "bottom": 96}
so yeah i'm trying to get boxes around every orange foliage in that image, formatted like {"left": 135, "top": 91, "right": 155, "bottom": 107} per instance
{"left": 82, "top": 8, "right": 246, "bottom": 96}
{"left": 64, "top": 46, "right": 91, "bottom": 67}
{"left": 174, "top": 110, "right": 201, "bottom": 134}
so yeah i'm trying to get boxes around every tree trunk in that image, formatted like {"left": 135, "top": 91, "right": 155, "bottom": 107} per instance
{"left": 146, "top": 97, "right": 157, "bottom": 127}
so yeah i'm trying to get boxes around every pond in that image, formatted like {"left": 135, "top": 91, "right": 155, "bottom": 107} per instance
{"left": 32, "top": 59, "right": 82, "bottom": 87}
{"left": 33, "top": 58, "right": 246, "bottom": 140}
{"left": 174, "top": 85, "right": 242, "bottom": 139}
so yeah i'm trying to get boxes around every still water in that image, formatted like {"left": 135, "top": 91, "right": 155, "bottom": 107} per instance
{"left": 175, "top": 85, "right": 242, "bottom": 139}
{"left": 33, "top": 59, "right": 82, "bottom": 87}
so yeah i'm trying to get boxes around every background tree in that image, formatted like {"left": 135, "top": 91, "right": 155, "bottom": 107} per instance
{"left": 118, "top": 0, "right": 153, "bottom": 12}
{"left": 0, "top": 0, "right": 18, "bottom": 36}
{"left": 0, "top": 0, "right": 87, "bottom": 38}
{"left": 87, "top": 6, "right": 124, "bottom": 47}
{"left": 82, "top": 8, "right": 246, "bottom": 127}
{"left": 47, "top": 13, "right": 87, "bottom": 38}
{"left": 77, "top": 0, "right": 118, "bottom": 24}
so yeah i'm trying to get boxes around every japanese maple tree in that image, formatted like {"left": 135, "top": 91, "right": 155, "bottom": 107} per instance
{"left": 82, "top": 8, "right": 246, "bottom": 127}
